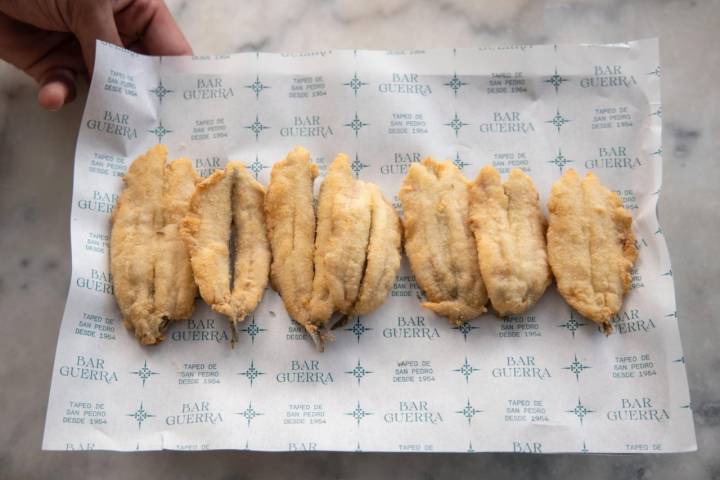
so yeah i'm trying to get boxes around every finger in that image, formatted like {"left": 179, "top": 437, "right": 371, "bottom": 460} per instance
{"left": 114, "top": 0, "right": 192, "bottom": 56}
{"left": 0, "top": 0, "right": 72, "bottom": 31}
{"left": 38, "top": 67, "right": 76, "bottom": 110}
{"left": 66, "top": 0, "right": 123, "bottom": 74}
{"left": 0, "top": 0, "right": 123, "bottom": 72}
{"left": 0, "top": 11, "right": 85, "bottom": 110}
{"left": 21, "top": 34, "right": 86, "bottom": 85}
{"left": 0, "top": 10, "right": 67, "bottom": 68}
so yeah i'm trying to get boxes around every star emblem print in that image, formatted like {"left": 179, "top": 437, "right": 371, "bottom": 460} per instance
{"left": 245, "top": 75, "right": 270, "bottom": 99}
{"left": 453, "top": 152, "right": 470, "bottom": 170}
{"left": 456, "top": 399, "right": 482, "bottom": 426}
{"left": 346, "top": 402, "right": 372, "bottom": 426}
{"left": 127, "top": 402, "right": 154, "bottom": 430}
{"left": 451, "top": 321, "right": 478, "bottom": 341}
{"left": 563, "top": 354, "right": 591, "bottom": 381}
{"left": 239, "top": 360, "right": 265, "bottom": 387}
{"left": 344, "top": 113, "right": 369, "bottom": 137}
{"left": 245, "top": 114, "right": 270, "bottom": 140}
{"left": 236, "top": 402, "right": 263, "bottom": 426}
{"left": 345, "top": 359, "right": 373, "bottom": 385}
{"left": 248, "top": 154, "right": 269, "bottom": 179}
{"left": 239, "top": 316, "right": 267, "bottom": 344}
{"left": 150, "top": 80, "right": 173, "bottom": 102}
{"left": 546, "top": 109, "right": 570, "bottom": 133}
{"left": 350, "top": 154, "right": 369, "bottom": 178}
{"left": 130, "top": 360, "right": 158, "bottom": 387}
{"left": 558, "top": 311, "right": 586, "bottom": 338}
{"left": 445, "top": 113, "right": 468, "bottom": 136}
{"left": 148, "top": 121, "right": 172, "bottom": 142}
{"left": 453, "top": 357, "right": 479, "bottom": 383}
{"left": 343, "top": 72, "right": 368, "bottom": 97}
{"left": 548, "top": 149, "right": 573, "bottom": 173}
{"left": 544, "top": 68, "right": 568, "bottom": 94}
{"left": 345, "top": 317, "right": 373, "bottom": 343}
{"left": 567, "top": 398, "right": 594, "bottom": 425}
{"left": 444, "top": 73, "right": 467, "bottom": 96}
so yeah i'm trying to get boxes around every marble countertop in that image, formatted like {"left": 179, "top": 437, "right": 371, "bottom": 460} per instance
{"left": 0, "top": 0, "right": 717, "bottom": 478}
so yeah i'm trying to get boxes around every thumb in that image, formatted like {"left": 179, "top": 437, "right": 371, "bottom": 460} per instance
{"left": 37, "top": 67, "right": 76, "bottom": 111}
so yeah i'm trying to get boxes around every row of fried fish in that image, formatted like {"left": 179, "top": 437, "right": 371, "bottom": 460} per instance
{"left": 110, "top": 145, "right": 401, "bottom": 348}
{"left": 400, "top": 157, "right": 637, "bottom": 334}
{"left": 110, "top": 145, "right": 636, "bottom": 347}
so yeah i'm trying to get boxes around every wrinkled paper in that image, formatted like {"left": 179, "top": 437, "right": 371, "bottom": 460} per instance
{"left": 43, "top": 39, "right": 696, "bottom": 453}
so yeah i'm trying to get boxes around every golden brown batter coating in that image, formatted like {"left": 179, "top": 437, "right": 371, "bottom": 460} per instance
{"left": 181, "top": 162, "right": 270, "bottom": 330}
{"left": 469, "top": 166, "right": 551, "bottom": 316}
{"left": 154, "top": 158, "right": 201, "bottom": 322}
{"left": 111, "top": 145, "right": 199, "bottom": 345}
{"left": 399, "top": 157, "right": 487, "bottom": 324}
{"left": 266, "top": 147, "right": 402, "bottom": 350}
{"left": 547, "top": 169, "right": 638, "bottom": 333}
{"left": 309, "top": 154, "right": 373, "bottom": 325}
{"left": 226, "top": 163, "right": 271, "bottom": 325}
{"left": 265, "top": 147, "right": 319, "bottom": 336}
{"left": 181, "top": 167, "right": 233, "bottom": 314}
{"left": 352, "top": 184, "right": 403, "bottom": 316}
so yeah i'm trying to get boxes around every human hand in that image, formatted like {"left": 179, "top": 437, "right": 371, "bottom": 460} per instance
{"left": 0, "top": 0, "right": 191, "bottom": 110}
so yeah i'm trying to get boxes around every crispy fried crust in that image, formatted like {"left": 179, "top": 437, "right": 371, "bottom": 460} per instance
{"left": 181, "top": 168, "right": 233, "bottom": 314}
{"left": 111, "top": 145, "right": 199, "bottom": 345}
{"left": 154, "top": 158, "right": 201, "bottom": 322}
{"left": 265, "top": 147, "right": 318, "bottom": 331}
{"left": 181, "top": 162, "right": 270, "bottom": 328}
{"left": 225, "top": 162, "right": 270, "bottom": 325}
{"left": 469, "top": 166, "right": 551, "bottom": 316}
{"left": 351, "top": 184, "right": 403, "bottom": 315}
{"left": 309, "top": 154, "right": 373, "bottom": 325}
{"left": 399, "top": 157, "right": 487, "bottom": 324}
{"left": 266, "top": 148, "right": 402, "bottom": 349}
{"left": 547, "top": 169, "right": 638, "bottom": 333}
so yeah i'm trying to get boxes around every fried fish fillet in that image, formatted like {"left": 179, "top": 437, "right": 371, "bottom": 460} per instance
{"left": 469, "top": 166, "right": 551, "bottom": 316}
{"left": 400, "top": 158, "right": 487, "bottom": 324}
{"left": 154, "top": 158, "right": 202, "bottom": 322}
{"left": 352, "top": 184, "right": 402, "bottom": 315}
{"left": 266, "top": 147, "right": 402, "bottom": 350}
{"left": 265, "top": 147, "right": 319, "bottom": 337}
{"left": 182, "top": 167, "right": 232, "bottom": 317}
{"left": 309, "top": 154, "right": 373, "bottom": 325}
{"left": 111, "top": 144, "right": 200, "bottom": 345}
{"left": 226, "top": 164, "right": 271, "bottom": 325}
{"left": 181, "top": 162, "right": 270, "bottom": 331}
{"left": 547, "top": 169, "right": 638, "bottom": 333}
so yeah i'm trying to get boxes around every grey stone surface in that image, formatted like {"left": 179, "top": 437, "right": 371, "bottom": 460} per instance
{"left": 0, "top": 0, "right": 717, "bottom": 478}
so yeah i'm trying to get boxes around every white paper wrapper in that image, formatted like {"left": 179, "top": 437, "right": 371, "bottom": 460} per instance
{"left": 43, "top": 39, "right": 696, "bottom": 453}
